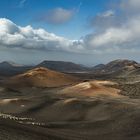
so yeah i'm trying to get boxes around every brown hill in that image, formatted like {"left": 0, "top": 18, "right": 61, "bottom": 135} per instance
{"left": 4, "top": 67, "right": 79, "bottom": 88}
{"left": 60, "top": 80, "right": 121, "bottom": 98}
{"left": 92, "top": 59, "right": 139, "bottom": 74}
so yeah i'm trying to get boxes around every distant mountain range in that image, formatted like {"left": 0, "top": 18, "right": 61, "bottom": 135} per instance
{"left": 36, "top": 60, "right": 88, "bottom": 72}
{"left": 0, "top": 59, "right": 139, "bottom": 77}
{"left": 0, "top": 60, "right": 88, "bottom": 77}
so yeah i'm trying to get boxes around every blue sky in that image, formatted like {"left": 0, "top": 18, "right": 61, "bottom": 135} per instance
{"left": 0, "top": 0, "right": 110, "bottom": 39}
{"left": 0, "top": 0, "right": 140, "bottom": 65}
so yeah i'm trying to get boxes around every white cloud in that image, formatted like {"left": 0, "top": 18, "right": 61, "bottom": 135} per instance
{"left": 1, "top": 14, "right": 140, "bottom": 55}
{"left": 0, "top": 18, "right": 84, "bottom": 53}
{"left": 85, "top": 0, "right": 140, "bottom": 53}
{"left": 1, "top": 0, "right": 140, "bottom": 56}
{"left": 38, "top": 8, "right": 74, "bottom": 24}
{"left": 122, "top": 0, "right": 140, "bottom": 9}
{"left": 89, "top": 10, "right": 121, "bottom": 30}
{"left": 85, "top": 15, "right": 140, "bottom": 53}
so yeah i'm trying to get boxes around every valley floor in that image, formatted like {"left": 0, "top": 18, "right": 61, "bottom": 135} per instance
{"left": 0, "top": 76, "right": 140, "bottom": 140}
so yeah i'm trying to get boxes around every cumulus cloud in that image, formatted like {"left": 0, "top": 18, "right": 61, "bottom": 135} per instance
{"left": 1, "top": 0, "right": 140, "bottom": 56}
{"left": 89, "top": 10, "right": 119, "bottom": 29}
{"left": 0, "top": 18, "right": 84, "bottom": 53}
{"left": 85, "top": 0, "right": 140, "bottom": 53}
{"left": 37, "top": 8, "right": 74, "bottom": 24}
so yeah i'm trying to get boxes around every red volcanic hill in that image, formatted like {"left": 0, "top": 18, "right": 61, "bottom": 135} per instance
{"left": 4, "top": 67, "right": 79, "bottom": 88}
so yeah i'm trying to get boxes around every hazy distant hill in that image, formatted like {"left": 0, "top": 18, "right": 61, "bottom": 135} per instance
{"left": 91, "top": 64, "right": 105, "bottom": 71}
{"left": 0, "top": 61, "right": 32, "bottom": 77}
{"left": 0, "top": 60, "right": 89, "bottom": 77}
{"left": 0, "top": 61, "right": 23, "bottom": 67}
{"left": 91, "top": 59, "right": 140, "bottom": 75}
{"left": 0, "top": 59, "right": 140, "bottom": 78}
{"left": 36, "top": 60, "right": 89, "bottom": 72}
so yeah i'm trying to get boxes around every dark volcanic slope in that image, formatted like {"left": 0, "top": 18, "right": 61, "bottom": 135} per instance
{"left": 1, "top": 60, "right": 140, "bottom": 140}
{"left": 4, "top": 67, "right": 79, "bottom": 88}
{"left": 1, "top": 80, "right": 140, "bottom": 140}
{"left": 36, "top": 60, "right": 88, "bottom": 72}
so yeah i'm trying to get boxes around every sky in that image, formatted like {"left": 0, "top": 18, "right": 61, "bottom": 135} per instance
{"left": 0, "top": 0, "right": 140, "bottom": 65}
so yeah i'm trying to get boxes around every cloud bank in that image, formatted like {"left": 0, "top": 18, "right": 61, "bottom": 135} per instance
{"left": 1, "top": 0, "right": 140, "bottom": 56}
{"left": 0, "top": 18, "right": 84, "bottom": 53}
{"left": 86, "top": 0, "right": 140, "bottom": 53}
